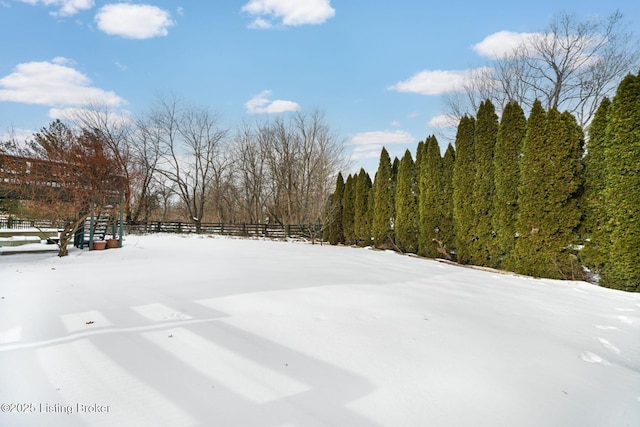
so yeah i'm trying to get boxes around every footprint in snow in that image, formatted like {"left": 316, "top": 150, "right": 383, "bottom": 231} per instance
{"left": 580, "top": 352, "right": 611, "bottom": 366}
{"left": 165, "top": 312, "right": 192, "bottom": 321}
{"left": 617, "top": 315, "right": 633, "bottom": 325}
{"left": 596, "top": 337, "right": 621, "bottom": 355}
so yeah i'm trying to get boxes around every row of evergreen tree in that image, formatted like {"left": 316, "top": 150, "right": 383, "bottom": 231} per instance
{"left": 324, "top": 72, "right": 640, "bottom": 292}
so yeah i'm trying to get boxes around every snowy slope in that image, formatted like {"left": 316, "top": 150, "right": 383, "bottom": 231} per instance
{"left": 1, "top": 234, "right": 639, "bottom": 426}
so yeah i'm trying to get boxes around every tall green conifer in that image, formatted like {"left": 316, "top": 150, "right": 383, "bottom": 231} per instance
{"left": 373, "top": 148, "right": 394, "bottom": 248}
{"left": 581, "top": 98, "right": 611, "bottom": 274}
{"left": 470, "top": 100, "right": 499, "bottom": 267}
{"left": 415, "top": 140, "right": 425, "bottom": 176}
{"left": 366, "top": 176, "right": 376, "bottom": 246}
{"left": 354, "top": 168, "right": 372, "bottom": 246}
{"left": 327, "top": 172, "right": 345, "bottom": 245}
{"left": 513, "top": 103, "right": 584, "bottom": 279}
{"left": 440, "top": 143, "right": 456, "bottom": 257}
{"left": 395, "top": 150, "right": 419, "bottom": 253}
{"left": 418, "top": 136, "right": 443, "bottom": 257}
{"left": 452, "top": 116, "right": 476, "bottom": 264}
{"left": 601, "top": 73, "right": 640, "bottom": 292}
{"left": 342, "top": 174, "right": 356, "bottom": 245}
{"left": 492, "top": 101, "right": 526, "bottom": 268}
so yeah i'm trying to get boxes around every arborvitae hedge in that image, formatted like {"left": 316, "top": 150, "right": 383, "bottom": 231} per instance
{"left": 366, "top": 175, "right": 376, "bottom": 246}
{"left": 327, "top": 172, "right": 344, "bottom": 245}
{"left": 342, "top": 174, "right": 356, "bottom": 245}
{"left": 492, "top": 101, "right": 526, "bottom": 269}
{"left": 327, "top": 74, "right": 639, "bottom": 292}
{"left": 354, "top": 168, "right": 372, "bottom": 246}
{"left": 372, "top": 148, "right": 394, "bottom": 248}
{"left": 395, "top": 149, "right": 419, "bottom": 253}
{"left": 471, "top": 100, "right": 499, "bottom": 267}
{"left": 440, "top": 143, "right": 456, "bottom": 257}
{"left": 601, "top": 72, "right": 640, "bottom": 292}
{"left": 418, "top": 135, "right": 443, "bottom": 257}
{"left": 512, "top": 103, "right": 584, "bottom": 279}
{"left": 452, "top": 116, "right": 476, "bottom": 264}
{"left": 581, "top": 97, "right": 611, "bottom": 274}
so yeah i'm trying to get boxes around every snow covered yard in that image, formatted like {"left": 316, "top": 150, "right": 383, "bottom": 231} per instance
{"left": 0, "top": 234, "right": 638, "bottom": 427}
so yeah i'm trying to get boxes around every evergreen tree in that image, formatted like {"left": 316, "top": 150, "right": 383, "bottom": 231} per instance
{"left": 342, "top": 174, "right": 356, "bottom": 245}
{"left": 395, "top": 149, "right": 419, "bottom": 253}
{"left": 391, "top": 156, "right": 399, "bottom": 229}
{"left": 327, "top": 173, "right": 345, "bottom": 245}
{"left": 470, "top": 100, "right": 499, "bottom": 267}
{"left": 415, "top": 140, "right": 425, "bottom": 176}
{"left": 601, "top": 73, "right": 640, "bottom": 292}
{"left": 492, "top": 101, "right": 526, "bottom": 268}
{"left": 512, "top": 103, "right": 584, "bottom": 279}
{"left": 511, "top": 101, "right": 547, "bottom": 273}
{"left": 581, "top": 97, "right": 611, "bottom": 274}
{"left": 372, "top": 148, "right": 394, "bottom": 248}
{"left": 322, "top": 195, "right": 332, "bottom": 242}
{"left": 418, "top": 135, "right": 443, "bottom": 257}
{"left": 440, "top": 143, "right": 456, "bottom": 257}
{"left": 452, "top": 116, "right": 476, "bottom": 264}
{"left": 366, "top": 175, "right": 376, "bottom": 246}
{"left": 354, "top": 168, "right": 372, "bottom": 246}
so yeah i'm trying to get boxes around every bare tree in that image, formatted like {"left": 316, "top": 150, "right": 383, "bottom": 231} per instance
{"left": 69, "top": 105, "right": 137, "bottom": 220}
{"left": 293, "top": 110, "right": 345, "bottom": 225}
{"left": 444, "top": 11, "right": 639, "bottom": 129}
{"left": 230, "top": 111, "right": 345, "bottom": 226}
{"left": 232, "top": 121, "right": 269, "bottom": 223}
{"left": 260, "top": 111, "right": 344, "bottom": 225}
{"left": 129, "top": 116, "right": 163, "bottom": 223}
{"left": 144, "top": 95, "right": 229, "bottom": 233}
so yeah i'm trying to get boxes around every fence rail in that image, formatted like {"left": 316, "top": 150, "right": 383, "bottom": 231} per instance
{"left": 0, "top": 218, "right": 63, "bottom": 230}
{"left": 126, "top": 221, "right": 323, "bottom": 240}
{"left": 1, "top": 218, "right": 324, "bottom": 240}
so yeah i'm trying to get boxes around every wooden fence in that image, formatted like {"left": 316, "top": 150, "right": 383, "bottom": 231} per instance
{"left": 1, "top": 218, "right": 324, "bottom": 241}
{"left": 0, "top": 218, "right": 63, "bottom": 230}
{"left": 127, "top": 221, "right": 324, "bottom": 240}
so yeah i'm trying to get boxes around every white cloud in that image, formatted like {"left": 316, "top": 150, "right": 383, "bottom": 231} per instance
{"left": 242, "top": 0, "right": 335, "bottom": 28}
{"left": 428, "top": 114, "right": 458, "bottom": 129}
{"left": 389, "top": 67, "right": 493, "bottom": 96}
{"left": 346, "top": 130, "right": 415, "bottom": 160}
{"left": 472, "top": 30, "right": 541, "bottom": 59}
{"left": 49, "top": 107, "right": 132, "bottom": 126}
{"left": 18, "top": 0, "right": 94, "bottom": 16}
{"left": 0, "top": 59, "right": 124, "bottom": 108}
{"left": 95, "top": 4, "right": 174, "bottom": 39}
{"left": 1, "top": 127, "right": 35, "bottom": 146}
{"left": 248, "top": 17, "right": 272, "bottom": 29}
{"left": 245, "top": 90, "right": 300, "bottom": 114}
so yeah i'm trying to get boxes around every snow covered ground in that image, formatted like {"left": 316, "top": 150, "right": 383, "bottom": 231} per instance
{"left": 1, "top": 234, "right": 639, "bottom": 427}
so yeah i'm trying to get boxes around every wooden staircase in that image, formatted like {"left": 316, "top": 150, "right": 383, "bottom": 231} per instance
{"left": 74, "top": 209, "right": 114, "bottom": 249}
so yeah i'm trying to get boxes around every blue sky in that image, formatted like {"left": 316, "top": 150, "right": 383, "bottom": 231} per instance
{"left": 1, "top": 0, "right": 639, "bottom": 173}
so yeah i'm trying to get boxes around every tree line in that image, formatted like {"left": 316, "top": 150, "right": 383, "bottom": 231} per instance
{"left": 325, "top": 72, "right": 640, "bottom": 292}
{"left": 0, "top": 96, "right": 344, "bottom": 252}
